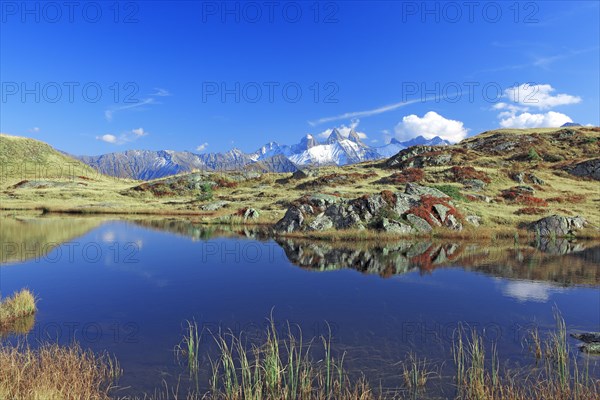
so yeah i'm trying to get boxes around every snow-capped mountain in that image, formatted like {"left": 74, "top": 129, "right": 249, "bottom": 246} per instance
{"left": 288, "top": 129, "right": 380, "bottom": 166}
{"left": 374, "top": 138, "right": 406, "bottom": 158}
{"left": 79, "top": 130, "right": 452, "bottom": 180}
{"left": 400, "top": 135, "right": 450, "bottom": 147}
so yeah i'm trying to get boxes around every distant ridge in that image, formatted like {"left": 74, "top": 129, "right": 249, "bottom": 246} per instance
{"left": 77, "top": 130, "right": 451, "bottom": 180}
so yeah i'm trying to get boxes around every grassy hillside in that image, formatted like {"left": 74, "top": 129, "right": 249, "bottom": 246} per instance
{"left": 0, "top": 127, "right": 598, "bottom": 236}
{"left": 0, "top": 134, "right": 105, "bottom": 184}
{"left": 0, "top": 134, "right": 143, "bottom": 212}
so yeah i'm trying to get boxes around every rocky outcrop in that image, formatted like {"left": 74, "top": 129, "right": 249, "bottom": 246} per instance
{"left": 243, "top": 208, "right": 260, "bottom": 221}
{"left": 274, "top": 184, "right": 467, "bottom": 234}
{"left": 528, "top": 215, "right": 587, "bottom": 237}
{"left": 510, "top": 171, "right": 545, "bottom": 185}
{"left": 571, "top": 332, "right": 600, "bottom": 354}
{"left": 385, "top": 146, "right": 454, "bottom": 169}
{"left": 565, "top": 158, "right": 600, "bottom": 181}
{"left": 200, "top": 200, "right": 229, "bottom": 211}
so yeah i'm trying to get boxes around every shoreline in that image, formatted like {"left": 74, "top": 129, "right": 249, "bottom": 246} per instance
{"left": 2, "top": 208, "right": 599, "bottom": 241}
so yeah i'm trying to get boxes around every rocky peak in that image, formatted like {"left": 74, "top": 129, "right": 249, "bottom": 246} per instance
{"left": 326, "top": 128, "right": 345, "bottom": 144}
{"left": 348, "top": 128, "right": 363, "bottom": 145}
{"left": 299, "top": 134, "right": 317, "bottom": 150}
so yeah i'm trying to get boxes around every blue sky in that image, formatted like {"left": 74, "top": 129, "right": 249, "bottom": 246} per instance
{"left": 1, "top": 1, "right": 598, "bottom": 155}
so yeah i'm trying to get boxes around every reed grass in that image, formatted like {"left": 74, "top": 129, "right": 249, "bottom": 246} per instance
{"left": 200, "top": 319, "right": 374, "bottom": 399}
{"left": 1, "top": 312, "right": 598, "bottom": 399}
{"left": 452, "top": 312, "right": 599, "bottom": 400}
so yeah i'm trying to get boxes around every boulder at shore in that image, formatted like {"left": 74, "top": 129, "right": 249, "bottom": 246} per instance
{"left": 274, "top": 184, "right": 472, "bottom": 235}
{"left": 528, "top": 215, "right": 587, "bottom": 237}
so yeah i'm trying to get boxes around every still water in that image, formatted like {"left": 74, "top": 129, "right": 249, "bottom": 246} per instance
{"left": 1, "top": 215, "right": 599, "bottom": 396}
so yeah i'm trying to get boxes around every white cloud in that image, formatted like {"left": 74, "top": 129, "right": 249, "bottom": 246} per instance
{"left": 28, "top": 127, "right": 40, "bottom": 133}
{"left": 498, "top": 111, "right": 573, "bottom": 129}
{"left": 96, "top": 128, "right": 148, "bottom": 145}
{"left": 491, "top": 84, "right": 581, "bottom": 129}
{"left": 501, "top": 281, "right": 564, "bottom": 303}
{"left": 196, "top": 142, "right": 209, "bottom": 152}
{"left": 132, "top": 127, "right": 147, "bottom": 136}
{"left": 104, "top": 95, "right": 159, "bottom": 121}
{"left": 308, "top": 96, "right": 442, "bottom": 126}
{"left": 151, "top": 88, "right": 171, "bottom": 97}
{"left": 394, "top": 111, "right": 468, "bottom": 143}
{"left": 503, "top": 84, "right": 581, "bottom": 110}
{"left": 97, "top": 134, "right": 117, "bottom": 143}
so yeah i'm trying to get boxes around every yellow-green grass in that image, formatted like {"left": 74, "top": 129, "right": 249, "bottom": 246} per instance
{"left": 1, "top": 128, "right": 599, "bottom": 237}
{"left": 0, "top": 342, "right": 120, "bottom": 400}
{"left": 0, "top": 289, "right": 36, "bottom": 329}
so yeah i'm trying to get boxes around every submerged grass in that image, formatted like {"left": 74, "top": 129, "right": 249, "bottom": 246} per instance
{"left": 453, "top": 311, "right": 599, "bottom": 400}
{"left": 1, "top": 312, "right": 598, "bottom": 399}
{"left": 0, "top": 289, "right": 36, "bottom": 329}
{"left": 201, "top": 319, "right": 373, "bottom": 400}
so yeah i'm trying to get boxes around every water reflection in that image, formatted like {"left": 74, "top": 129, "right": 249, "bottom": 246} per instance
{"left": 0, "top": 213, "right": 105, "bottom": 264}
{"left": 2, "top": 214, "right": 599, "bottom": 289}
{"left": 1, "top": 214, "right": 598, "bottom": 396}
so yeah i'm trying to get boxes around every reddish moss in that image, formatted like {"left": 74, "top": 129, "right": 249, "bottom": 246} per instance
{"left": 213, "top": 177, "right": 238, "bottom": 189}
{"left": 547, "top": 194, "right": 586, "bottom": 204}
{"left": 10, "top": 180, "right": 29, "bottom": 189}
{"left": 500, "top": 188, "right": 548, "bottom": 207}
{"left": 407, "top": 195, "right": 463, "bottom": 226}
{"left": 235, "top": 207, "right": 248, "bottom": 216}
{"left": 446, "top": 166, "right": 491, "bottom": 184}
{"left": 380, "top": 190, "right": 397, "bottom": 206}
{"left": 379, "top": 168, "right": 424, "bottom": 184}
{"left": 515, "top": 207, "right": 547, "bottom": 215}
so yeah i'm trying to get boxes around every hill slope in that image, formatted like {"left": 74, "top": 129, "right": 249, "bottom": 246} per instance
{"left": 0, "top": 134, "right": 105, "bottom": 186}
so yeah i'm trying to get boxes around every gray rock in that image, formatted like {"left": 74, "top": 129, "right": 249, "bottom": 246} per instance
{"left": 529, "top": 215, "right": 587, "bottom": 237}
{"left": 393, "top": 193, "right": 421, "bottom": 215}
{"left": 571, "top": 332, "right": 600, "bottom": 343}
{"left": 307, "top": 193, "right": 342, "bottom": 209}
{"left": 465, "top": 215, "right": 482, "bottom": 227}
{"left": 406, "top": 214, "right": 432, "bottom": 232}
{"left": 444, "top": 214, "right": 463, "bottom": 231}
{"left": 200, "top": 200, "right": 229, "bottom": 211}
{"left": 381, "top": 218, "right": 413, "bottom": 234}
{"left": 566, "top": 158, "right": 600, "bottom": 181}
{"left": 308, "top": 213, "right": 333, "bottom": 231}
{"left": 348, "top": 194, "right": 387, "bottom": 222}
{"left": 298, "top": 204, "right": 314, "bottom": 215}
{"left": 274, "top": 206, "right": 304, "bottom": 233}
{"left": 527, "top": 173, "right": 545, "bottom": 185}
{"left": 433, "top": 204, "right": 450, "bottom": 222}
{"left": 515, "top": 185, "right": 535, "bottom": 194}
{"left": 468, "top": 194, "right": 492, "bottom": 203}
{"left": 405, "top": 183, "right": 450, "bottom": 198}
{"left": 243, "top": 208, "right": 260, "bottom": 221}
{"left": 291, "top": 170, "right": 308, "bottom": 180}
{"left": 580, "top": 343, "right": 600, "bottom": 354}
{"left": 511, "top": 171, "right": 525, "bottom": 184}
{"left": 324, "top": 204, "right": 364, "bottom": 230}
{"left": 462, "top": 179, "right": 486, "bottom": 191}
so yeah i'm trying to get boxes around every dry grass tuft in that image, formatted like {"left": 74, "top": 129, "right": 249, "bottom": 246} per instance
{"left": 0, "top": 289, "right": 36, "bottom": 329}
{"left": 0, "top": 342, "right": 120, "bottom": 400}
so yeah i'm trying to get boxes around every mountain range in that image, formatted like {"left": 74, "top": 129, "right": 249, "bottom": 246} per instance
{"left": 77, "top": 129, "right": 450, "bottom": 180}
